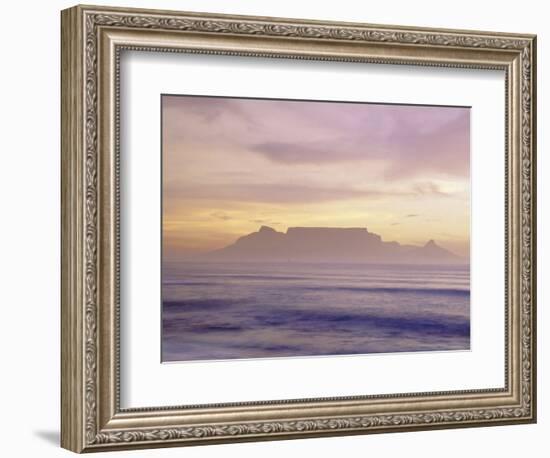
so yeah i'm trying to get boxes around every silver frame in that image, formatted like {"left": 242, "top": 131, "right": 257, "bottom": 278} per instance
{"left": 61, "top": 4, "right": 537, "bottom": 453}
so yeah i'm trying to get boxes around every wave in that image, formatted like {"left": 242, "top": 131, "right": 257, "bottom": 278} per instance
{"left": 162, "top": 263, "right": 470, "bottom": 361}
{"left": 163, "top": 274, "right": 469, "bottom": 284}
{"left": 163, "top": 280, "right": 469, "bottom": 296}
{"left": 302, "top": 285, "right": 469, "bottom": 296}
{"left": 163, "top": 300, "right": 470, "bottom": 335}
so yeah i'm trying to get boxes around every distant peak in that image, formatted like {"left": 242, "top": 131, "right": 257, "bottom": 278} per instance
{"left": 258, "top": 225, "right": 276, "bottom": 233}
{"left": 425, "top": 239, "right": 437, "bottom": 247}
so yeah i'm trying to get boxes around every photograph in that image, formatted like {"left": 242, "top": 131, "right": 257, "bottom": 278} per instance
{"left": 161, "top": 95, "right": 471, "bottom": 362}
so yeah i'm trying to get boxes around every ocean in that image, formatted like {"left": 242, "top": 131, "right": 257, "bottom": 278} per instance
{"left": 161, "top": 262, "right": 470, "bottom": 362}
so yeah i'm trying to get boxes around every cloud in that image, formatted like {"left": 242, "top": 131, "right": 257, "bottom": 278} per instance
{"left": 406, "top": 214, "right": 419, "bottom": 218}
{"left": 163, "top": 95, "right": 470, "bottom": 181}
{"left": 252, "top": 140, "right": 361, "bottom": 164}
{"left": 165, "top": 180, "right": 453, "bottom": 207}
{"left": 247, "top": 105, "right": 470, "bottom": 180}
{"left": 166, "top": 182, "right": 413, "bottom": 204}
{"left": 162, "top": 95, "right": 261, "bottom": 148}
{"left": 412, "top": 182, "right": 449, "bottom": 196}
{"left": 250, "top": 219, "right": 281, "bottom": 226}
{"left": 210, "top": 211, "right": 232, "bottom": 221}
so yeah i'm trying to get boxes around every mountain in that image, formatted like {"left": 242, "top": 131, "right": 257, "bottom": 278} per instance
{"left": 200, "top": 226, "right": 466, "bottom": 264}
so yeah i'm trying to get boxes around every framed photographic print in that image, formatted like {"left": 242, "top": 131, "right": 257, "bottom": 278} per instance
{"left": 61, "top": 4, "right": 537, "bottom": 453}
{"left": 160, "top": 95, "right": 472, "bottom": 362}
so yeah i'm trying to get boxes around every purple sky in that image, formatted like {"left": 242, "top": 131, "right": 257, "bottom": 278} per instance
{"left": 162, "top": 95, "right": 470, "bottom": 256}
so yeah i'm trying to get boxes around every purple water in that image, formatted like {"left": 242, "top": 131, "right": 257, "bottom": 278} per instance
{"left": 161, "top": 262, "right": 470, "bottom": 362}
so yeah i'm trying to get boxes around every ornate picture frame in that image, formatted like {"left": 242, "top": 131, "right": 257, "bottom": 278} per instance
{"left": 61, "top": 4, "right": 536, "bottom": 453}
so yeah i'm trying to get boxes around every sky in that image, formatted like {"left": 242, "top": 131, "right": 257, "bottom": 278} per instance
{"left": 162, "top": 95, "right": 470, "bottom": 258}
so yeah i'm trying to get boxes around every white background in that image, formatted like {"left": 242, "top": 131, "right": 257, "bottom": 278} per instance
{"left": 121, "top": 53, "right": 505, "bottom": 407}
{"left": 0, "top": 0, "right": 546, "bottom": 457}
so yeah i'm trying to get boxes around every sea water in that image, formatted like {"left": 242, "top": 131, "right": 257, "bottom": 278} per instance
{"left": 161, "top": 262, "right": 470, "bottom": 362}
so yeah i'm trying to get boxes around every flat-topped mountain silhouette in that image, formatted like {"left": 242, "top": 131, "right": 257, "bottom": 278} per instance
{"left": 200, "top": 226, "right": 466, "bottom": 264}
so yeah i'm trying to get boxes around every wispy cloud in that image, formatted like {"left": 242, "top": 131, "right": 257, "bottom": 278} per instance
{"left": 167, "top": 182, "right": 409, "bottom": 204}
{"left": 252, "top": 139, "right": 361, "bottom": 164}
{"left": 249, "top": 219, "right": 281, "bottom": 226}
{"left": 412, "top": 182, "right": 449, "bottom": 196}
{"left": 163, "top": 95, "right": 470, "bottom": 180}
{"left": 210, "top": 211, "right": 232, "bottom": 221}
